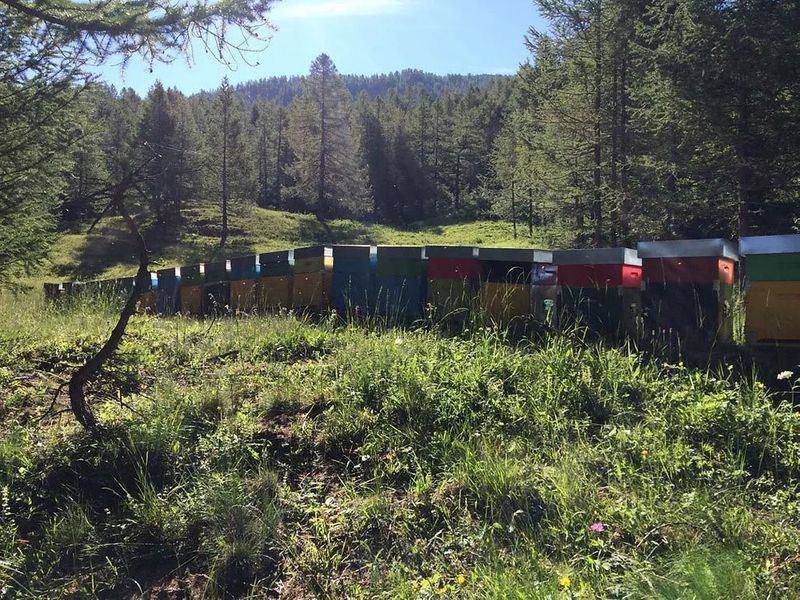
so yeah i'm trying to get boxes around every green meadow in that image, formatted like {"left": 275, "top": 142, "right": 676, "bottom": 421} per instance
{"left": 0, "top": 291, "right": 798, "bottom": 598}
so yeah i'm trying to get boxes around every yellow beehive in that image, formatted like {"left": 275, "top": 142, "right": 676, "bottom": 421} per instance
{"left": 478, "top": 282, "right": 531, "bottom": 325}
{"left": 745, "top": 281, "right": 800, "bottom": 344}
{"left": 180, "top": 284, "right": 204, "bottom": 315}
{"left": 230, "top": 280, "right": 259, "bottom": 313}
{"left": 292, "top": 272, "right": 331, "bottom": 309}
{"left": 259, "top": 276, "right": 293, "bottom": 309}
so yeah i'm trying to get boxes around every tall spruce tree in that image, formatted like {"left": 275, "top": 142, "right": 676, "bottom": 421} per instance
{"left": 288, "top": 54, "right": 367, "bottom": 218}
{"left": 138, "top": 82, "right": 202, "bottom": 224}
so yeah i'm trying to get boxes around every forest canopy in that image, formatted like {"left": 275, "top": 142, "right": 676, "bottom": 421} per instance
{"left": 1, "top": 0, "right": 799, "bottom": 285}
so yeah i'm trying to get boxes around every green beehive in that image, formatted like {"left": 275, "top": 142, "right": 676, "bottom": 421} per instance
{"left": 181, "top": 264, "right": 205, "bottom": 285}
{"left": 205, "top": 260, "right": 230, "bottom": 283}
{"left": 260, "top": 250, "right": 294, "bottom": 277}
{"left": 744, "top": 253, "right": 800, "bottom": 282}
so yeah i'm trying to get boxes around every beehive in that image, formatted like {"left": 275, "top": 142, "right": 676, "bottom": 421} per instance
{"left": 133, "top": 273, "right": 158, "bottom": 314}
{"left": 425, "top": 246, "right": 480, "bottom": 326}
{"left": 740, "top": 234, "right": 800, "bottom": 345}
{"left": 156, "top": 267, "right": 181, "bottom": 315}
{"left": 638, "top": 239, "right": 738, "bottom": 343}
{"left": 375, "top": 246, "right": 427, "bottom": 323}
{"left": 477, "top": 247, "right": 554, "bottom": 327}
{"left": 331, "top": 245, "right": 376, "bottom": 315}
{"left": 179, "top": 264, "right": 205, "bottom": 315}
{"left": 229, "top": 255, "right": 260, "bottom": 312}
{"left": 554, "top": 248, "right": 642, "bottom": 337}
{"left": 291, "top": 246, "right": 332, "bottom": 310}
{"left": 259, "top": 250, "right": 294, "bottom": 309}
{"left": 203, "top": 260, "right": 231, "bottom": 316}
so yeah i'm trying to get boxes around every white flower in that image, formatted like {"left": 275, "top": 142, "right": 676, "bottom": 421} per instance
{"left": 777, "top": 370, "right": 794, "bottom": 381}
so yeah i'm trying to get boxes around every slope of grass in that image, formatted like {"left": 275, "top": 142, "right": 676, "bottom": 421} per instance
{"left": 42, "top": 202, "right": 570, "bottom": 283}
{"left": 0, "top": 293, "right": 798, "bottom": 598}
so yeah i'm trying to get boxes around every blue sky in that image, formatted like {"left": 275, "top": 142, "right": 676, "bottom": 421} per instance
{"left": 93, "top": 0, "right": 545, "bottom": 95}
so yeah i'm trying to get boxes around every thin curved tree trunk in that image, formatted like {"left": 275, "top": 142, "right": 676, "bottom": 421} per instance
{"left": 69, "top": 181, "right": 150, "bottom": 431}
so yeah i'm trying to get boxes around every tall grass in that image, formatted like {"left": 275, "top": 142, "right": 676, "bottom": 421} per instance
{"left": 0, "top": 292, "right": 798, "bottom": 597}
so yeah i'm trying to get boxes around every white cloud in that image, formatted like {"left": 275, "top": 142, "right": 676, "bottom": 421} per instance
{"left": 273, "top": 0, "right": 417, "bottom": 19}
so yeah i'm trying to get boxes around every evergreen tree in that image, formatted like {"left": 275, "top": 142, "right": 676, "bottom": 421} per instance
{"left": 0, "top": 15, "right": 86, "bottom": 285}
{"left": 288, "top": 54, "right": 367, "bottom": 218}
{"left": 138, "top": 82, "right": 202, "bottom": 224}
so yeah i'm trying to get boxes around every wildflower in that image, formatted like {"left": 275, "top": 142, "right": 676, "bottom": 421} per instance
{"left": 456, "top": 575, "right": 466, "bottom": 586}
{"left": 590, "top": 522, "right": 606, "bottom": 533}
{"left": 559, "top": 575, "right": 571, "bottom": 589}
{"left": 437, "top": 586, "right": 448, "bottom": 596}
{"left": 641, "top": 449, "right": 649, "bottom": 459}
{"left": 777, "top": 370, "right": 794, "bottom": 381}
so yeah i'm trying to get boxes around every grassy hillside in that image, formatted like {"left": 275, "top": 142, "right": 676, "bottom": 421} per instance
{"left": 43, "top": 202, "right": 568, "bottom": 283}
{"left": 0, "top": 294, "right": 798, "bottom": 598}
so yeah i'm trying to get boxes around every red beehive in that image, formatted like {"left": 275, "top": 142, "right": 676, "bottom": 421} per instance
{"left": 425, "top": 246, "right": 481, "bottom": 281}
{"left": 557, "top": 263, "right": 642, "bottom": 289}
{"left": 641, "top": 257, "right": 735, "bottom": 285}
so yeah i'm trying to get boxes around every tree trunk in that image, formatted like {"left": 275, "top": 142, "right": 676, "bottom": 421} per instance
{"left": 736, "top": 87, "right": 755, "bottom": 237}
{"left": 433, "top": 110, "right": 440, "bottom": 216}
{"left": 318, "top": 70, "right": 328, "bottom": 218}
{"left": 528, "top": 188, "right": 533, "bottom": 237}
{"left": 221, "top": 98, "right": 229, "bottom": 247}
{"left": 610, "top": 49, "right": 619, "bottom": 246}
{"left": 619, "top": 49, "right": 629, "bottom": 241}
{"left": 592, "top": 0, "right": 603, "bottom": 245}
{"left": 69, "top": 181, "right": 149, "bottom": 431}
{"left": 454, "top": 149, "right": 461, "bottom": 211}
{"left": 511, "top": 179, "right": 517, "bottom": 239}
{"left": 274, "top": 114, "right": 283, "bottom": 209}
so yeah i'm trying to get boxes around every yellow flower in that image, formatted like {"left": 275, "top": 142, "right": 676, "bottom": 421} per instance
{"left": 559, "top": 575, "right": 571, "bottom": 589}
{"left": 456, "top": 575, "right": 466, "bottom": 586}
{"left": 437, "top": 586, "right": 448, "bottom": 596}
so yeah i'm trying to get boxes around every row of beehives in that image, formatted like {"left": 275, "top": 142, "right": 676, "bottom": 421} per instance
{"left": 44, "top": 234, "right": 800, "bottom": 346}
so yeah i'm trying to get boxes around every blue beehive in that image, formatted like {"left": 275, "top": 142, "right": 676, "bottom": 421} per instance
{"left": 375, "top": 246, "right": 427, "bottom": 323}
{"left": 331, "top": 245, "right": 376, "bottom": 315}
{"left": 156, "top": 267, "right": 181, "bottom": 315}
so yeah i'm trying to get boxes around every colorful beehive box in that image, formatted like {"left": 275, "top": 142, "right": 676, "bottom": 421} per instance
{"left": 554, "top": 248, "right": 642, "bottom": 336}
{"left": 179, "top": 263, "right": 205, "bottom": 315}
{"left": 156, "top": 267, "right": 181, "bottom": 315}
{"left": 137, "top": 273, "right": 159, "bottom": 314}
{"left": 637, "top": 239, "right": 738, "bottom": 343}
{"left": 259, "top": 250, "right": 294, "bottom": 309}
{"left": 229, "top": 255, "right": 260, "bottom": 313}
{"left": 331, "top": 245, "right": 376, "bottom": 315}
{"left": 425, "top": 246, "right": 481, "bottom": 324}
{"left": 43, "top": 283, "right": 64, "bottom": 302}
{"left": 740, "top": 234, "right": 800, "bottom": 345}
{"left": 292, "top": 246, "right": 332, "bottom": 310}
{"left": 203, "top": 260, "right": 231, "bottom": 316}
{"left": 477, "top": 247, "right": 554, "bottom": 326}
{"left": 375, "top": 246, "right": 427, "bottom": 323}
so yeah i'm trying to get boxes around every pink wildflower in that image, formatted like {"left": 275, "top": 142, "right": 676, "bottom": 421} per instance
{"left": 590, "top": 522, "right": 606, "bottom": 533}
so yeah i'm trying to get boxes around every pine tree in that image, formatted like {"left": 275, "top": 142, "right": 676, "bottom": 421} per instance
{"left": 288, "top": 54, "right": 367, "bottom": 218}
{"left": 138, "top": 82, "right": 202, "bottom": 225}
